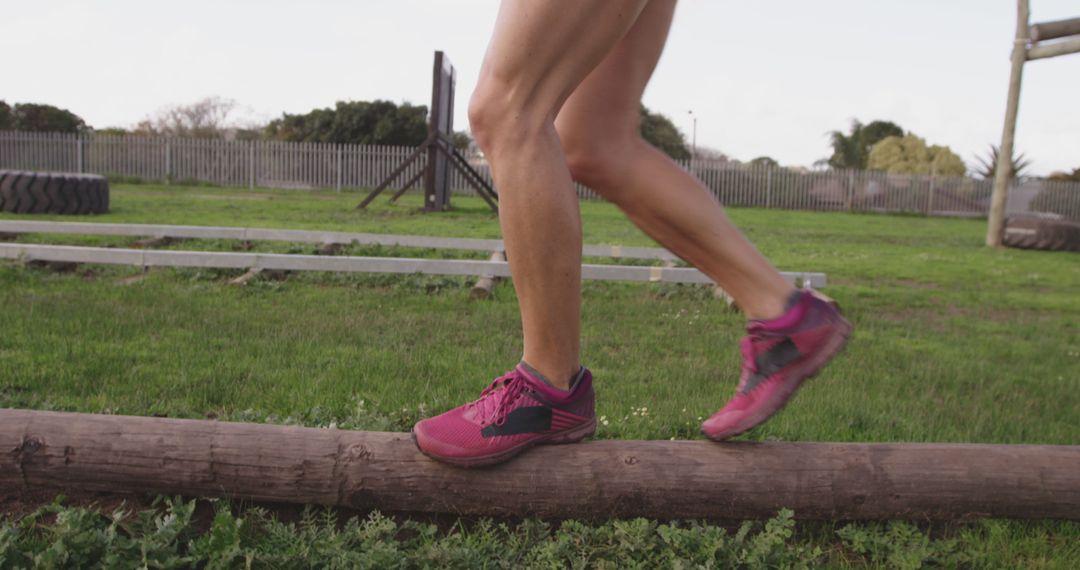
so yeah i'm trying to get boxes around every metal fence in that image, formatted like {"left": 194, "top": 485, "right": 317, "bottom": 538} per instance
{"left": 2, "top": 131, "right": 1078, "bottom": 220}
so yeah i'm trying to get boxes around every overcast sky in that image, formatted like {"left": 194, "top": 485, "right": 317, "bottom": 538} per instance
{"left": 4, "top": 0, "right": 1078, "bottom": 175}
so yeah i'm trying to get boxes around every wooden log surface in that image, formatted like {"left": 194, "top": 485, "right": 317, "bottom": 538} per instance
{"left": 1030, "top": 16, "right": 1080, "bottom": 42}
{"left": 2, "top": 409, "right": 1078, "bottom": 520}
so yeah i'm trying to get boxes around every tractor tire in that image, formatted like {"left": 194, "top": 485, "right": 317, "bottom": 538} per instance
{"left": 1003, "top": 214, "right": 1080, "bottom": 253}
{"left": 0, "top": 170, "right": 109, "bottom": 215}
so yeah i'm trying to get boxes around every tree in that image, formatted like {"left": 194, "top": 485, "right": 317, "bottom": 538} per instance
{"left": 640, "top": 105, "right": 690, "bottom": 160}
{"left": 134, "top": 96, "right": 239, "bottom": 138}
{"left": 749, "top": 156, "right": 779, "bottom": 169}
{"left": 0, "top": 102, "right": 88, "bottom": 133}
{"left": 265, "top": 100, "right": 428, "bottom": 146}
{"left": 0, "top": 101, "right": 12, "bottom": 130}
{"left": 451, "top": 131, "right": 473, "bottom": 153}
{"left": 867, "top": 135, "right": 966, "bottom": 176}
{"left": 973, "top": 145, "right": 1031, "bottom": 180}
{"left": 826, "top": 119, "right": 904, "bottom": 170}
{"left": 1047, "top": 167, "right": 1080, "bottom": 182}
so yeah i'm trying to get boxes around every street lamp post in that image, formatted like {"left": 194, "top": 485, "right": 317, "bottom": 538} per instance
{"left": 687, "top": 110, "right": 697, "bottom": 160}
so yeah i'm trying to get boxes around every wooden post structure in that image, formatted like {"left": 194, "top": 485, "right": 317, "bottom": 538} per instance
{"left": 987, "top": 0, "right": 1030, "bottom": 247}
{"left": 987, "top": 3, "right": 1080, "bottom": 246}
{"left": 3, "top": 409, "right": 1080, "bottom": 520}
{"left": 358, "top": 52, "right": 497, "bottom": 212}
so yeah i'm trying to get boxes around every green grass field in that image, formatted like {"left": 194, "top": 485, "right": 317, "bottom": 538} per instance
{"left": 2, "top": 184, "right": 1079, "bottom": 567}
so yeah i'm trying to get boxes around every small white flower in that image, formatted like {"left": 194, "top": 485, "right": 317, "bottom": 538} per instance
{"left": 602, "top": 420, "right": 610, "bottom": 426}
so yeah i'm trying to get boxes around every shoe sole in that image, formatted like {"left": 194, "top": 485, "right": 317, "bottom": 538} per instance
{"left": 702, "top": 316, "right": 853, "bottom": 442}
{"left": 412, "top": 417, "right": 597, "bottom": 468}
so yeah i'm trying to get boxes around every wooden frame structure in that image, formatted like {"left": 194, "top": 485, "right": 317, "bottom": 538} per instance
{"left": 2, "top": 409, "right": 1078, "bottom": 520}
{"left": 986, "top": 3, "right": 1080, "bottom": 246}
{"left": 358, "top": 51, "right": 498, "bottom": 212}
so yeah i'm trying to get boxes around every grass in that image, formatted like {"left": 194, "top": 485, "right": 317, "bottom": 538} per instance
{"left": 2, "top": 183, "right": 1079, "bottom": 567}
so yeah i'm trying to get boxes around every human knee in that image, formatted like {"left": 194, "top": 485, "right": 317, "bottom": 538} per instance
{"left": 468, "top": 74, "right": 552, "bottom": 155}
{"left": 562, "top": 132, "right": 633, "bottom": 192}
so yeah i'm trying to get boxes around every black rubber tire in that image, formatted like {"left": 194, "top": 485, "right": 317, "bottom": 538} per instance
{"left": 1003, "top": 214, "right": 1080, "bottom": 253}
{"left": 0, "top": 170, "right": 110, "bottom": 215}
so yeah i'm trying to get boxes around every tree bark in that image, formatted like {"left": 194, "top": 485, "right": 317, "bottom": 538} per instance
{"left": 2, "top": 409, "right": 1078, "bottom": 520}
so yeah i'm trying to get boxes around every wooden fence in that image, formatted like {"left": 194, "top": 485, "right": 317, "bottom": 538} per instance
{"left": 2, "top": 131, "right": 1078, "bottom": 220}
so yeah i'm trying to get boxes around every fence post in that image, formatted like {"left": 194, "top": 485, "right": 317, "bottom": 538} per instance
{"left": 927, "top": 175, "right": 936, "bottom": 216}
{"left": 75, "top": 136, "right": 84, "bottom": 173}
{"left": 765, "top": 168, "right": 773, "bottom": 209}
{"left": 164, "top": 139, "right": 171, "bottom": 185}
{"left": 846, "top": 171, "right": 855, "bottom": 212}
{"left": 248, "top": 141, "right": 255, "bottom": 189}
{"left": 335, "top": 146, "right": 343, "bottom": 192}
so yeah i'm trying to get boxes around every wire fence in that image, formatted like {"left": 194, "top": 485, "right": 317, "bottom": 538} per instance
{"left": 2, "top": 131, "right": 1078, "bottom": 220}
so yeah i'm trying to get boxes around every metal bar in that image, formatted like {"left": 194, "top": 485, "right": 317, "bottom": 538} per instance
{"left": 0, "top": 243, "right": 826, "bottom": 288}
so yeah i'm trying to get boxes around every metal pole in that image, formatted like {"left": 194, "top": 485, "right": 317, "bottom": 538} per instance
{"left": 987, "top": 0, "right": 1030, "bottom": 247}
{"left": 164, "top": 139, "right": 171, "bottom": 185}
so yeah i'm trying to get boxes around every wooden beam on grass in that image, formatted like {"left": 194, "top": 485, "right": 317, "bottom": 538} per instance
{"left": 0, "top": 220, "right": 682, "bottom": 262}
{"left": 0, "top": 243, "right": 828, "bottom": 288}
{"left": 469, "top": 250, "right": 506, "bottom": 299}
{"left": 2, "top": 409, "right": 1078, "bottom": 520}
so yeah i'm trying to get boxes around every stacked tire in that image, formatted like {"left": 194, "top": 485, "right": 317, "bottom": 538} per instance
{"left": 1003, "top": 214, "right": 1080, "bottom": 253}
{"left": 0, "top": 170, "right": 110, "bottom": 215}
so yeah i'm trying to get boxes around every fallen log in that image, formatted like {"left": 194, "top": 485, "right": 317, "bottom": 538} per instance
{"left": 2, "top": 409, "right": 1077, "bottom": 520}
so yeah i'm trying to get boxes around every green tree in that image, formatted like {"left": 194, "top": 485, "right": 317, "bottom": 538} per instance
{"left": 2, "top": 102, "right": 88, "bottom": 133}
{"left": 451, "top": 131, "right": 473, "bottom": 153}
{"left": 749, "top": 156, "right": 779, "bottom": 169}
{"left": 973, "top": 145, "right": 1032, "bottom": 180}
{"left": 867, "top": 135, "right": 966, "bottom": 176}
{"left": 265, "top": 100, "right": 428, "bottom": 146}
{"left": 1047, "top": 167, "right": 1080, "bottom": 182}
{"left": 0, "top": 101, "right": 12, "bottom": 130}
{"left": 826, "top": 119, "right": 904, "bottom": 170}
{"left": 640, "top": 105, "right": 690, "bottom": 160}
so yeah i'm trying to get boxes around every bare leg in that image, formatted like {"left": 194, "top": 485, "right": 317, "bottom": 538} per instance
{"left": 469, "top": 1, "right": 648, "bottom": 388}
{"left": 556, "top": 0, "right": 794, "bottom": 319}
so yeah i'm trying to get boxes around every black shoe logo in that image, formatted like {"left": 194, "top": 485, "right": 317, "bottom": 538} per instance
{"left": 742, "top": 338, "right": 801, "bottom": 394}
{"left": 481, "top": 406, "right": 552, "bottom": 437}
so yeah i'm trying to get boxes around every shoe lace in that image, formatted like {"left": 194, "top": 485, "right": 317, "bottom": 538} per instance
{"left": 466, "top": 370, "right": 528, "bottom": 426}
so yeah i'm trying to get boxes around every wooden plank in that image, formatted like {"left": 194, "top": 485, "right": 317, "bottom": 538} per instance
{"left": 0, "top": 221, "right": 673, "bottom": 260}
{"left": 0, "top": 243, "right": 827, "bottom": 287}
{"left": 1, "top": 409, "right": 1078, "bottom": 520}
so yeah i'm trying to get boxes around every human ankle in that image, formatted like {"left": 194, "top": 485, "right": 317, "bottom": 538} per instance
{"left": 519, "top": 360, "right": 582, "bottom": 391}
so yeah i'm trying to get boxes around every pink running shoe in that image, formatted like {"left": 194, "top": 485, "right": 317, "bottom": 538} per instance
{"left": 702, "top": 290, "right": 852, "bottom": 441}
{"left": 412, "top": 364, "right": 596, "bottom": 467}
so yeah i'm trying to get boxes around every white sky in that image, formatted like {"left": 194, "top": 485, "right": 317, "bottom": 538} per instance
{"left": 4, "top": 0, "right": 1078, "bottom": 175}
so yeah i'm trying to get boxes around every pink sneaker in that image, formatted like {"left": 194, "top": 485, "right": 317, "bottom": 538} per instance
{"left": 412, "top": 364, "right": 596, "bottom": 467}
{"left": 702, "top": 290, "right": 852, "bottom": 441}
